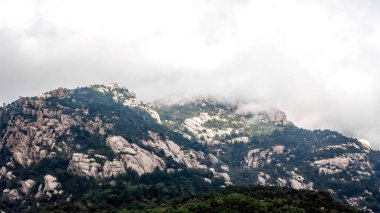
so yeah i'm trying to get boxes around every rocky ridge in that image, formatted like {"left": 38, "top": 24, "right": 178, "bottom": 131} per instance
{"left": 0, "top": 84, "right": 379, "bottom": 212}
{"left": 0, "top": 84, "right": 231, "bottom": 209}
{"left": 152, "top": 96, "right": 380, "bottom": 212}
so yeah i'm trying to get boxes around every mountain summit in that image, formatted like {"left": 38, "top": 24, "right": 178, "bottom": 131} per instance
{"left": 0, "top": 84, "right": 379, "bottom": 212}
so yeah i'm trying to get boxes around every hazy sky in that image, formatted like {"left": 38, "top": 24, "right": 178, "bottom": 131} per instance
{"left": 0, "top": 0, "right": 379, "bottom": 148}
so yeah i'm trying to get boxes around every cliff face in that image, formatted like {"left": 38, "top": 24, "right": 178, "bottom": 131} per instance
{"left": 0, "top": 84, "right": 379, "bottom": 212}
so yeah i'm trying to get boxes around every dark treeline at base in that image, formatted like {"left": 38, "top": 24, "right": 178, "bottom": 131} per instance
{"left": 40, "top": 185, "right": 356, "bottom": 213}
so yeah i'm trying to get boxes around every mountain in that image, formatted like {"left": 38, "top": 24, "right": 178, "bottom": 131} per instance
{"left": 153, "top": 95, "right": 380, "bottom": 212}
{"left": 0, "top": 83, "right": 378, "bottom": 212}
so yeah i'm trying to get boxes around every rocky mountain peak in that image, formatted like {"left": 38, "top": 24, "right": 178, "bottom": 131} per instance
{"left": 153, "top": 95, "right": 288, "bottom": 124}
{"left": 0, "top": 84, "right": 379, "bottom": 212}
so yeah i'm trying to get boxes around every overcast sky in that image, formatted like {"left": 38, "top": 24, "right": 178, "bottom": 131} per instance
{"left": 0, "top": 0, "right": 379, "bottom": 148}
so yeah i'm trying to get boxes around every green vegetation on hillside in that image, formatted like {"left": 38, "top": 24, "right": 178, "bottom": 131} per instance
{"left": 146, "top": 185, "right": 357, "bottom": 213}
{"left": 56, "top": 185, "right": 355, "bottom": 213}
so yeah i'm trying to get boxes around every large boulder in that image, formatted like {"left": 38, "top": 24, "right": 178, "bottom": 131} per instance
{"left": 67, "top": 153, "right": 101, "bottom": 178}
{"left": 35, "top": 175, "right": 63, "bottom": 199}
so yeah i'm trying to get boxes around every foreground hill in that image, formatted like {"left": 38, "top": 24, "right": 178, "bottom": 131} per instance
{"left": 0, "top": 83, "right": 379, "bottom": 212}
{"left": 146, "top": 185, "right": 356, "bottom": 213}
{"left": 43, "top": 185, "right": 356, "bottom": 212}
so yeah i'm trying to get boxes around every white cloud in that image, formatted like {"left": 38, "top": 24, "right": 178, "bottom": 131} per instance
{"left": 0, "top": 0, "right": 379, "bottom": 148}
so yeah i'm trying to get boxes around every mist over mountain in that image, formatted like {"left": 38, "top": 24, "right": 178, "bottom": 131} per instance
{"left": 0, "top": 0, "right": 379, "bottom": 148}
{"left": 0, "top": 1, "right": 379, "bottom": 212}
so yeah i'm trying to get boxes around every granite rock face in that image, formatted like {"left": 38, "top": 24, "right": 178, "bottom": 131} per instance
{"left": 106, "top": 136, "right": 166, "bottom": 175}
{"left": 141, "top": 131, "right": 208, "bottom": 170}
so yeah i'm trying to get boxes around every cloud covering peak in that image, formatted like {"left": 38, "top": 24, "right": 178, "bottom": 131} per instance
{"left": 0, "top": 0, "right": 379, "bottom": 148}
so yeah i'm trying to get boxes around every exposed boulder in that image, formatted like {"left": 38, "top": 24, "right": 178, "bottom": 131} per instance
{"left": 257, "top": 172, "right": 271, "bottom": 186}
{"left": 277, "top": 178, "right": 287, "bottom": 187}
{"left": 19, "top": 179, "right": 35, "bottom": 195}
{"left": 269, "top": 111, "right": 287, "bottom": 123}
{"left": 227, "top": 136, "right": 250, "bottom": 144}
{"left": 103, "top": 160, "right": 126, "bottom": 178}
{"left": 273, "top": 145, "right": 285, "bottom": 154}
{"left": 141, "top": 131, "right": 208, "bottom": 170}
{"left": 106, "top": 136, "right": 138, "bottom": 155}
{"left": 314, "top": 157, "right": 350, "bottom": 170}
{"left": 3, "top": 189, "right": 21, "bottom": 201}
{"left": 182, "top": 113, "right": 211, "bottom": 135}
{"left": 313, "top": 153, "right": 372, "bottom": 181}
{"left": 208, "top": 154, "right": 219, "bottom": 164}
{"left": 35, "top": 175, "right": 63, "bottom": 199}
{"left": 358, "top": 139, "right": 371, "bottom": 150}
{"left": 67, "top": 153, "right": 101, "bottom": 178}
{"left": 289, "top": 171, "right": 313, "bottom": 190}
{"left": 107, "top": 136, "right": 166, "bottom": 175}
{"left": 319, "top": 167, "right": 342, "bottom": 175}
{"left": 181, "top": 113, "right": 233, "bottom": 145}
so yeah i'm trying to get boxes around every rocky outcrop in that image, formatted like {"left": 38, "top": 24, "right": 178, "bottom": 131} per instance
{"left": 106, "top": 136, "right": 165, "bottom": 175}
{"left": 85, "top": 117, "right": 108, "bottom": 135}
{"left": 144, "top": 108, "right": 162, "bottom": 124}
{"left": 19, "top": 179, "right": 35, "bottom": 195}
{"left": 245, "top": 146, "right": 286, "bottom": 169}
{"left": 246, "top": 149, "right": 264, "bottom": 168}
{"left": 67, "top": 153, "right": 102, "bottom": 178}
{"left": 318, "top": 167, "right": 342, "bottom": 175}
{"left": 257, "top": 172, "right": 271, "bottom": 186}
{"left": 3, "top": 189, "right": 21, "bottom": 201}
{"left": 183, "top": 113, "right": 212, "bottom": 131}
{"left": 0, "top": 84, "right": 378, "bottom": 211}
{"left": 227, "top": 136, "right": 250, "bottom": 144}
{"left": 43, "top": 175, "right": 61, "bottom": 195}
{"left": 68, "top": 153, "right": 127, "bottom": 179}
{"left": 358, "top": 139, "right": 371, "bottom": 150}
{"left": 269, "top": 111, "right": 287, "bottom": 123}
{"left": 235, "top": 101, "right": 288, "bottom": 124}
{"left": 119, "top": 152, "right": 165, "bottom": 175}
{"left": 209, "top": 168, "right": 232, "bottom": 186}
{"left": 181, "top": 113, "right": 233, "bottom": 145}
{"left": 312, "top": 153, "right": 372, "bottom": 180}
{"left": 141, "top": 131, "right": 207, "bottom": 170}
{"left": 103, "top": 160, "right": 126, "bottom": 178}
{"left": 273, "top": 145, "right": 285, "bottom": 154}
{"left": 106, "top": 136, "right": 139, "bottom": 155}
{"left": 277, "top": 178, "right": 287, "bottom": 187}
{"left": 35, "top": 175, "right": 63, "bottom": 199}
{"left": 0, "top": 167, "right": 15, "bottom": 180}
{"left": 209, "top": 154, "right": 219, "bottom": 164}
{"left": 314, "top": 157, "right": 350, "bottom": 170}
{"left": 2, "top": 106, "right": 77, "bottom": 167}
{"left": 315, "top": 143, "right": 361, "bottom": 152}
{"left": 94, "top": 84, "right": 162, "bottom": 124}
{"left": 289, "top": 171, "right": 313, "bottom": 190}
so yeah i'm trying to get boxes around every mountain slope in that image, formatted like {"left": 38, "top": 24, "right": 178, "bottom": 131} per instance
{"left": 0, "top": 84, "right": 228, "bottom": 212}
{"left": 152, "top": 96, "right": 380, "bottom": 212}
{"left": 0, "top": 84, "right": 378, "bottom": 212}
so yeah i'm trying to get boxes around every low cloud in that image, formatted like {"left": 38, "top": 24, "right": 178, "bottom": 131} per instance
{"left": 0, "top": 0, "right": 379, "bottom": 148}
